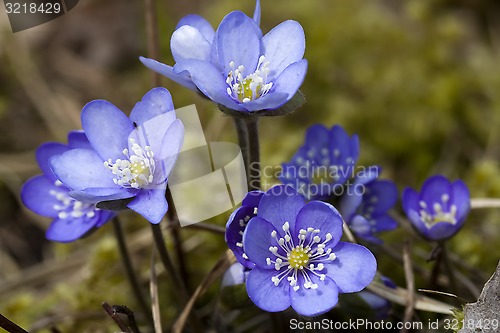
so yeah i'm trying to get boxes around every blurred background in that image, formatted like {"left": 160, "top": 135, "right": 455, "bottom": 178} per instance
{"left": 1, "top": 0, "right": 500, "bottom": 331}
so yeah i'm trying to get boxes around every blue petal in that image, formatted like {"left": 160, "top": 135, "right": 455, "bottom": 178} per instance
{"left": 226, "top": 205, "right": 256, "bottom": 269}
{"left": 45, "top": 215, "right": 99, "bottom": 243}
{"left": 253, "top": 0, "right": 261, "bottom": 26}
{"left": 354, "top": 165, "right": 381, "bottom": 186}
{"left": 242, "top": 190, "right": 264, "bottom": 207}
{"left": 139, "top": 57, "right": 199, "bottom": 91}
{"left": 171, "top": 25, "right": 212, "bottom": 63}
{"left": 365, "top": 180, "right": 398, "bottom": 215}
{"left": 67, "top": 131, "right": 92, "bottom": 150}
{"left": 262, "top": 20, "right": 305, "bottom": 81}
{"left": 257, "top": 185, "right": 305, "bottom": 236}
{"left": 36, "top": 142, "right": 70, "bottom": 182}
{"left": 295, "top": 201, "right": 343, "bottom": 248}
{"left": 127, "top": 188, "right": 168, "bottom": 224}
{"left": 129, "top": 87, "right": 175, "bottom": 126}
{"left": 95, "top": 210, "right": 116, "bottom": 227}
{"left": 242, "top": 216, "right": 278, "bottom": 269}
{"left": 69, "top": 187, "right": 137, "bottom": 203}
{"left": 304, "top": 124, "right": 329, "bottom": 148}
{"left": 174, "top": 59, "right": 245, "bottom": 110}
{"left": 222, "top": 262, "right": 247, "bottom": 287}
{"left": 330, "top": 125, "right": 353, "bottom": 162}
{"left": 272, "top": 59, "right": 308, "bottom": 99}
{"left": 324, "top": 242, "right": 377, "bottom": 293}
{"left": 216, "top": 11, "right": 261, "bottom": 76}
{"left": 246, "top": 268, "right": 291, "bottom": 312}
{"left": 451, "top": 180, "right": 470, "bottom": 221}
{"left": 176, "top": 14, "right": 215, "bottom": 42}
{"left": 420, "top": 175, "right": 451, "bottom": 208}
{"left": 290, "top": 274, "right": 339, "bottom": 316}
{"left": 340, "top": 191, "right": 363, "bottom": 223}
{"left": 373, "top": 214, "right": 398, "bottom": 232}
{"left": 21, "top": 175, "right": 61, "bottom": 218}
{"left": 50, "top": 148, "right": 117, "bottom": 191}
{"left": 157, "top": 119, "right": 184, "bottom": 174}
{"left": 239, "top": 91, "right": 289, "bottom": 112}
{"left": 426, "top": 222, "right": 460, "bottom": 241}
{"left": 81, "top": 100, "right": 135, "bottom": 161}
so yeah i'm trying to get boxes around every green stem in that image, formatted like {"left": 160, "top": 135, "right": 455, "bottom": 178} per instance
{"left": 112, "top": 218, "right": 152, "bottom": 327}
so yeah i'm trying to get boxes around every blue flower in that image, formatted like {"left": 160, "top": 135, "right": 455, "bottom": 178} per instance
{"left": 242, "top": 185, "right": 376, "bottom": 316}
{"left": 21, "top": 132, "right": 115, "bottom": 242}
{"left": 221, "top": 262, "right": 250, "bottom": 287}
{"left": 225, "top": 190, "right": 264, "bottom": 269}
{"left": 140, "top": 3, "right": 307, "bottom": 112}
{"left": 402, "top": 175, "right": 470, "bottom": 241}
{"left": 50, "top": 88, "right": 184, "bottom": 224}
{"left": 280, "top": 124, "right": 360, "bottom": 200}
{"left": 340, "top": 166, "right": 398, "bottom": 244}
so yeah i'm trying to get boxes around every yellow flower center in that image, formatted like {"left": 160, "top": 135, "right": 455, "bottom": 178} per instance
{"left": 287, "top": 245, "right": 310, "bottom": 269}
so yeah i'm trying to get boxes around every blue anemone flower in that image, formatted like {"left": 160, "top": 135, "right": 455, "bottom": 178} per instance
{"left": 280, "top": 124, "right": 360, "bottom": 200}
{"left": 340, "top": 166, "right": 398, "bottom": 244}
{"left": 225, "top": 190, "right": 264, "bottom": 269}
{"left": 21, "top": 132, "right": 115, "bottom": 242}
{"left": 140, "top": 3, "right": 306, "bottom": 112}
{"left": 242, "top": 185, "right": 376, "bottom": 316}
{"left": 402, "top": 175, "right": 470, "bottom": 241}
{"left": 50, "top": 87, "right": 184, "bottom": 224}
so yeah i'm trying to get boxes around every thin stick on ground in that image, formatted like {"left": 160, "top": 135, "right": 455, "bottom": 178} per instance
{"left": 402, "top": 241, "right": 416, "bottom": 333}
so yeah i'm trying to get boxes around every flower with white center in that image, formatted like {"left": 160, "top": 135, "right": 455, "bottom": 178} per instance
{"left": 402, "top": 175, "right": 470, "bottom": 241}
{"left": 340, "top": 166, "right": 398, "bottom": 244}
{"left": 241, "top": 185, "right": 377, "bottom": 316}
{"left": 280, "top": 124, "right": 359, "bottom": 200}
{"left": 21, "top": 132, "right": 115, "bottom": 242}
{"left": 50, "top": 88, "right": 184, "bottom": 224}
{"left": 140, "top": 2, "right": 307, "bottom": 112}
{"left": 225, "top": 190, "right": 264, "bottom": 269}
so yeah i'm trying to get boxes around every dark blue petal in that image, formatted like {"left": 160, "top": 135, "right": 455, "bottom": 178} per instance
{"left": 295, "top": 201, "right": 343, "bottom": 248}
{"left": 129, "top": 87, "right": 175, "bottom": 126}
{"left": 127, "top": 188, "right": 168, "bottom": 224}
{"left": 176, "top": 14, "right": 215, "bottom": 42}
{"left": 364, "top": 180, "right": 398, "bottom": 215}
{"left": 262, "top": 21, "right": 305, "bottom": 81}
{"left": 216, "top": 11, "right": 261, "bottom": 76}
{"left": 81, "top": 100, "right": 135, "bottom": 161}
{"left": 45, "top": 215, "right": 99, "bottom": 243}
{"left": 67, "top": 130, "right": 92, "bottom": 150}
{"left": 402, "top": 187, "right": 428, "bottom": 237}
{"left": 95, "top": 210, "right": 116, "bottom": 227}
{"left": 451, "top": 180, "right": 470, "bottom": 222}
{"left": 226, "top": 205, "right": 256, "bottom": 269}
{"left": 21, "top": 175, "right": 61, "bottom": 218}
{"left": 174, "top": 59, "right": 245, "bottom": 111}
{"left": 139, "top": 57, "right": 199, "bottom": 91}
{"left": 242, "top": 216, "right": 278, "bottom": 269}
{"left": 36, "top": 142, "right": 70, "bottom": 182}
{"left": 50, "top": 148, "right": 117, "bottom": 191}
{"left": 290, "top": 274, "right": 339, "bottom": 316}
{"left": 354, "top": 165, "right": 381, "bottom": 186}
{"left": 372, "top": 214, "right": 398, "bottom": 232}
{"left": 246, "top": 268, "right": 291, "bottom": 312}
{"left": 324, "top": 242, "right": 377, "bottom": 293}
{"left": 242, "top": 190, "right": 265, "bottom": 207}
{"left": 171, "top": 25, "right": 212, "bottom": 63}
{"left": 304, "top": 124, "right": 329, "bottom": 148}
{"left": 340, "top": 191, "right": 363, "bottom": 222}
{"left": 257, "top": 185, "right": 305, "bottom": 236}
{"left": 420, "top": 175, "right": 451, "bottom": 208}
{"left": 426, "top": 222, "right": 460, "bottom": 241}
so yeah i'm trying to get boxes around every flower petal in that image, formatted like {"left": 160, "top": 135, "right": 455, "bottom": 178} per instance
{"left": 239, "top": 91, "right": 289, "bottom": 112}
{"left": 216, "top": 11, "right": 261, "bottom": 75}
{"left": 171, "top": 25, "right": 212, "bottom": 63}
{"left": 290, "top": 274, "right": 339, "bottom": 316}
{"left": 50, "top": 148, "right": 117, "bottom": 191}
{"left": 69, "top": 187, "right": 137, "bottom": 203}
{"left": 246, "top": 268, "right": 291, "bottom": 312}
{"left": 262, "top": 20, "right": 305, "bottom": 81}
{"left": 81, "top": 100, "right": 135, "bottom": 161}
{"left": 253, "top": 0, "right": 261, "bottom": 26}
{"left": 174, "top": 59, "right": 245, "bottom": 110}
{"left": 340, "top": 191, "right": 363, "bottom": 222}
{"left": 304, "top": 124, "right": 329, "bottom": 148}
{"left": 129, "top": 87, "right": 175, "bottom": 126}
{"left": 451, "top": 180, "right": 470, "bottom": 221}
{"left": 242, "top": 190, "right": 265, "bottom": 207}
{"left": 35, "top": 142, "right": 70, "bottom": 182}
{"left": 21, "top": 175, "right": 61, "bottom": 218}
{"left": 67, "top": 131, "right": 92, "bottom": 150}
{"left": 325, "top": 242, "right": 377, "bottom": 293}
{"left": 373, "top": 214, "right": 398, "bottom": 232}
{"left": 365, "top": 180, "right": 398, "bottom": 215}
{"left": 420, "top": 175, "right": 451, "bottom": 207}
{"left": 45, "top": 215, "right": 99, "bottom": 243}
{"left": 176, "top": 14, "right": 215, "bottom": 42}
{"left": 226, "top": 206, "right": 257, "bottom": 269}
{"left": 242, "top": 216, "right": 278, "bottom": 269}
{"left": 127, "top": 188, "right": 168, "bottom": 224}
{"left": 257, "top": 185, "right": 305, "bottom": 236}
{"left": 272, "top": 59, "right": 308, "bottom": 99}
{"left": 139, "top": 56, "right": 199, "bottom": 91}
{"left": 295, "top": 201, "right": 343, "bottom": 248}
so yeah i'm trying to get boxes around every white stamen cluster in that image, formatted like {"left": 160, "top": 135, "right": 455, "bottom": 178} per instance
{"left": 236, "top": 214, "right": 253, "bottom": 260}
{"left": 104, "top": 138, "right": 155, "bottom": 189}
{"left": 226, "top": 55, "right": 273, "bottom": 103}
{"left": 419, "top": 194, "right": 457, "bottom": 228}
{"left": 49, "top": 181, "right": 97, "bottom": 220}
{"left": 266, "top": 222, "right": 336, "bottom": 292}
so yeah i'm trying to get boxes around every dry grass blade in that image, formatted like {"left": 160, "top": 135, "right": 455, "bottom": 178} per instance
{"left": 0, "top": 313, "right": 29, "bottom": 333}
{"left": 149, "top": 250, "right": 162, "bottom": 333}
{"left": 172, "top": 250, "right": 236, "bottom": 333}
{"left": 402, "top": 241, "right": 415, "bottom": 332}
{"left": 102, "top": 302, "right": 130, "bottom": 333}
{"left": 342, "top": 221, "right": 357, "bottom": 243}
{"left": 367, "top": 281, "right": 453, "bottom": 314}
{"left": 470, "top": 198, "right": 500, "bottom": 209}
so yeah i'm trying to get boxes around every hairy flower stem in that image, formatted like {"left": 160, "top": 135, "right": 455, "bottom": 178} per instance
{"left": 166, "top": 187, "right": 189, "bottom": 285}
{"left": 244, "top": 117, "right": 261, "bottom": 190}
{"left": 232, "top": 117, "right": 250, "bottom": 187}
{"left": 428, "top": 243, "right": 443, "bottom": 290}
{"left": 441, "top": 243, "right": 459, "bottom": 299}
{"left": 112, "top": 218, "right": 152, "bottom": 327}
